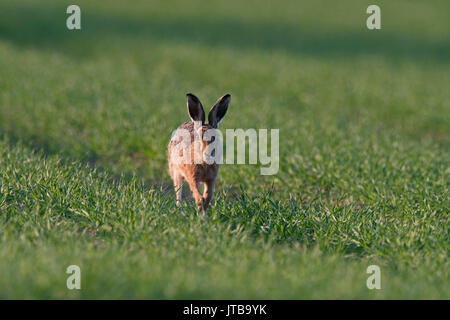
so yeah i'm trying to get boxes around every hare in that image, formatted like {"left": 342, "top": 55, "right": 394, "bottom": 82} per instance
{"left": 168, "top": 93, "right": 231, "bottom": 216}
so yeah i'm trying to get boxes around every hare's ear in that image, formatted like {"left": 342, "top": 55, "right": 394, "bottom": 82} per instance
{"left": 187, "top": 93, "right": 205, "bottom": 124}
{"left": 208, "top": 94, "right": 230, "bottom": 128}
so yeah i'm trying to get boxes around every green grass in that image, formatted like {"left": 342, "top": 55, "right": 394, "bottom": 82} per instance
{"left": 0, "top": 0, "right": 449, "bottom": 298}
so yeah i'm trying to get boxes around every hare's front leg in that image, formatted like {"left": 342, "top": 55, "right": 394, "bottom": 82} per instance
{"left": 202, "top": 179, "right": 215, "bottom": 213}
{"left": 186, "top": 177, "right": 204, "bottom": 213}
{"left": 172, "top": 172, "right": 187, "bottom": 216}
{"left": 173, "top": 174, "right": 184, "bottom": 207}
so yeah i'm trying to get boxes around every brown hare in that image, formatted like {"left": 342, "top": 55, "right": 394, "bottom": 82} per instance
{"left": 168, "top": 93, "right": 230, "bottom": 216}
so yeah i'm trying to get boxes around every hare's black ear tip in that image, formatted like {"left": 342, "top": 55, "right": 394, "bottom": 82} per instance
{"left": 186, "top": 93, "right": 199, "bottom": 101}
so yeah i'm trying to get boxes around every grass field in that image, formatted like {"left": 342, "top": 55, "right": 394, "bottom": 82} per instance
{"left": 0, "top": 0, "right": 449, "bottom": 299}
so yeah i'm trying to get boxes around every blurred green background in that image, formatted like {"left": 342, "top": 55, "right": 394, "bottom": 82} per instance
{"left": 0, "top": 0, "right": 448, "bottom": 298}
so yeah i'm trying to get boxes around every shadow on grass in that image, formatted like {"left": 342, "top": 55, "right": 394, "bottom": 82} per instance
{"left": 0, "top": 129, "right": 173, "bottom": 192}
{"left": 0, "top": 3, "right": 449, "bottom": 62}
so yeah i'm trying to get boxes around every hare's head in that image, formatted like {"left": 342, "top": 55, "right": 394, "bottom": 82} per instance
{"left": 186, "top": 93, "right": 230, "bottom": 163}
